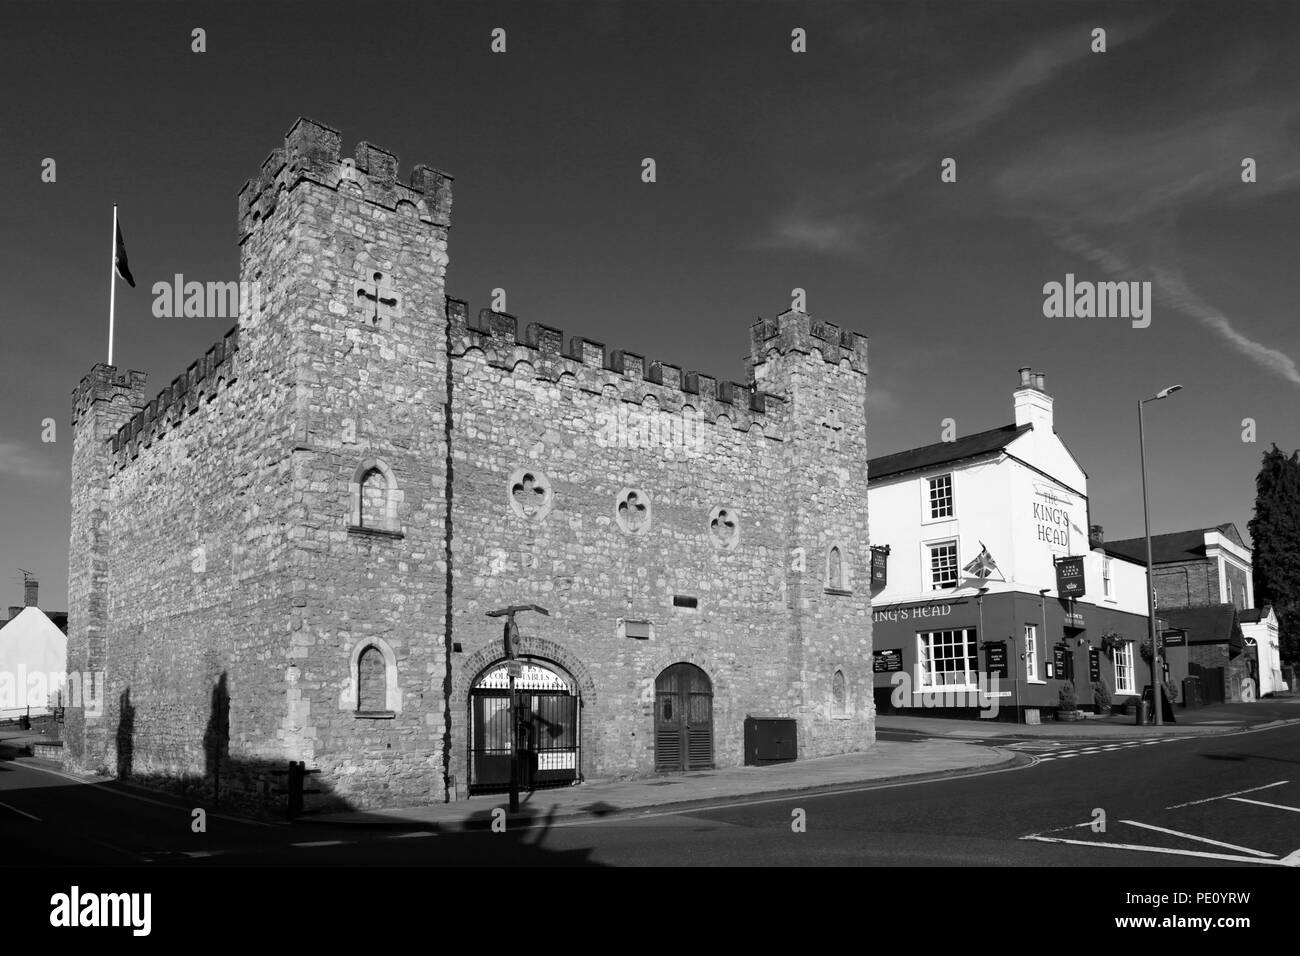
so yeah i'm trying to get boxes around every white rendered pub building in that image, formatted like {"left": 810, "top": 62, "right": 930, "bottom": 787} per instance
{"left": 868, "top": 368, "right": 1159, "bottom": 720}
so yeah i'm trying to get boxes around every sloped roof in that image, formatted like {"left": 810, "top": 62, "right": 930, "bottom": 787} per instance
{"left": 1103, "top": 530, "right": 1207, "bottom": 564}
{"left": 1103, "top": 524, "right": 1248, "bottom": 565}
{"left": 868, "top": 423, "right": 1031, "bottom": 482}
{"left": 1216, "top": 523, "right": 1246, "bottom": 548}
{"left": 1161, "top": 604, "right": 1243, "bottom": 650}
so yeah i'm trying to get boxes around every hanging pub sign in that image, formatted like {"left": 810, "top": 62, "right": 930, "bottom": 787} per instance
{"left": 1055, "top": 556, "right": 1086, "bottom": 597}
{"left": 1088, "top": 647, "right": 1100, "bottom": 682}
{"left": 872, "top": 647, "right": 903, "bottom": 673}
{"left": 1160, "top": 629, "right": 1187, "bottom": 647}
{"left": 983, "top": 641, "right": 1009, "bottom": 680}
{"left": 870, "top": 546, "right": 890, "bottom": 589}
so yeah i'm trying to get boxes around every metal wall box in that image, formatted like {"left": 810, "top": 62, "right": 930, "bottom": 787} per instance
{"left": 744, "top": 716, "right": 798, "bottom": 766}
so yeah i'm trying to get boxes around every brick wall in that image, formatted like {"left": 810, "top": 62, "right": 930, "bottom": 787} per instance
{"left": 1154, "top": 559, "right": 1219, "bottom": 609}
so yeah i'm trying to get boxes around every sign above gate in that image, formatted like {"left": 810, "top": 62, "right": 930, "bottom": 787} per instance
{"left": 477, "top": 662, "right": 573, "bottom": 693}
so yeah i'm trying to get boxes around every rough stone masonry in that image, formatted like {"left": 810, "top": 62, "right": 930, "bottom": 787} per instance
{"left": 66, "top": 118, "right": 873, "bottom": 810}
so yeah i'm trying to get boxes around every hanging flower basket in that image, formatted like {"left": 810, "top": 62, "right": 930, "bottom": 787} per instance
{"left": 1099, "top": 631, "right": 1125, "bottom": 658}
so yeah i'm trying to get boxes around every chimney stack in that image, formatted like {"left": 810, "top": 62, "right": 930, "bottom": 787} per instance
{"left": 1013, "top": 367, "right": 1054, "bottom": 432}
{"left": 7, "top": 606, "right": 20, "bottom": 622}
{"left": 23, "top": 576, "right": 38, "bottom": 608}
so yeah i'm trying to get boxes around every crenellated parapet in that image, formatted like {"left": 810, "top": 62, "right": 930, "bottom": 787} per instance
{"left": 747, "top": 309, "right": 869, "bottom": 376}
{"left": 237, "top": 117, "right": 454, "bottom": 242}
{"left": 447, "top": 298, "right": 786, "bottom": 435}
{"left": 72, "top": 365, "right": 148, "bottom": 428}
{"left": 109, "top": 325, "right": 240, "bottom": 470}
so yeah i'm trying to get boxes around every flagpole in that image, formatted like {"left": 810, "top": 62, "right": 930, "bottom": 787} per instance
{"left": 108, "top": 204, "right": 118, "bottom": 367}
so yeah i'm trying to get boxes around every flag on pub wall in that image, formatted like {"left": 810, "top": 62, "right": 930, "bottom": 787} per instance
{"left": 114, "top": 217, "right": 135, "bottom": 288}
{"left": 963, "top": 542, "right": 1002, "bottom": 580}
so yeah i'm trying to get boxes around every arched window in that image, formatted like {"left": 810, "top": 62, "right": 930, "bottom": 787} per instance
{"left": 832, "top": 669, "right": 848, "bottom": 717}
{"left": 825, "top": 543, "right": 850, "bottom": 593}
{"left": 348, "top": 457, "right": 402, "bottom": 537}
{"left": 345, "top": 637, "right": 401, "bottom": 716}
{"left": 828, "top": 547, "right": 843, "bottom": 590}
{"left": 357, "top": 646, "right": 386, "bottom": 712}
{"left": 359, "top": 469, "right": 387, "bottom": 528}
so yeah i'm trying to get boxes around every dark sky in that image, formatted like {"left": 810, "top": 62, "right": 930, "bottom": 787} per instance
{"left": 3, "top": 1, "right": 1299, "bottom": 608}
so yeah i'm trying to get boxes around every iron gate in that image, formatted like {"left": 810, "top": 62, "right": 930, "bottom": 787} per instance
{"left": 470, "top": 690, "right": 579, "bottom": 794}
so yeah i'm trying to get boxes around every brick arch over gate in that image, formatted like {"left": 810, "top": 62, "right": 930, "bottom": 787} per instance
{"left": 451, "top": 636, "right": 598, "bottom": 787}
{"left": 453, "top": 636, "right": 598, "bottom": 706}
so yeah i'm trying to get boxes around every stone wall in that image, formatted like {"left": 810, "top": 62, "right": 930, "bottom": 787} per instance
{"left": 67, "top": 117, "right": 873, "bottom": 811}
{"left": 444, "top": 305, "right": 871, "bottom": 783}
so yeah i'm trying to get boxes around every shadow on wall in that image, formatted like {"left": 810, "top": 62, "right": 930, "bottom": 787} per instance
{"left": 108, "top": 672, "right": 356, "bottom": 819}
{"left": 115, "top": 688, "right": 134, "bottom": 779}
{"left": 202, "top": 672, "right": 229, "bottom": 802}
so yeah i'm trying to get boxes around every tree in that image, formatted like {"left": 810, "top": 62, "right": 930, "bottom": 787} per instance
{"left": 1248, "top": 444, "right": 1300, "bottom": 662}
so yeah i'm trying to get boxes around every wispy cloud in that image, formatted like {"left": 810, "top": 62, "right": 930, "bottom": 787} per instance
{"left": 994, "top": 106, "right": 1300, "bottom": 226}
{"left": 0, "top": 441, "right": 63, "bottom": 481}
{"left": 1152, "top": 262, "right": 1300, "bottom": 386}
{"left": 750, "top": 210, "right": 882, "bottom": 259}
{"left": 1047, "top": 225, "right": 1300, "bottom": 388}
{"left": 989, "top": 92, "right": 1300, "bottom": 388}
{"left": 932, "top": 14, "right": 1168, "bottom": 137}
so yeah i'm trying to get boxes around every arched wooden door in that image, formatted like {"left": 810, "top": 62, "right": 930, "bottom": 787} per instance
{"left": 654, "top": 663, "right": 713, "bottom": 772}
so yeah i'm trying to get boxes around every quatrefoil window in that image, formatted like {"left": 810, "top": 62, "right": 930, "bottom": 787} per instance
{"left": 709, "top": 505, "right": 740, "bottom": 550}
{"left": 615, "top": 488, "right": 652, "bottom": 535}
{"left": 507, "top": 468, "right": 554, "bottom": 521}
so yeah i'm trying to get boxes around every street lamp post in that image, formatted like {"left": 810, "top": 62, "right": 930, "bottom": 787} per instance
{"left": 486, "top": 604, "right": 550, "bottom": 812}
{"left": 1138, "top": 385, "right": 1183, "bottom": 727}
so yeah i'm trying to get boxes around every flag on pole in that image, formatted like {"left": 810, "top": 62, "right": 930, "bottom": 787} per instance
{"left": 962, "top": 541, "right": 1002, "bottom": 580}
{"left": 114, "top": 218, "right": 135, "bottom": 288}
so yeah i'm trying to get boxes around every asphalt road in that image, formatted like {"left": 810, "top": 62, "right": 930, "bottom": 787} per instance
{"left": 2, "top": 721, "right": 1298, "bottom": 867}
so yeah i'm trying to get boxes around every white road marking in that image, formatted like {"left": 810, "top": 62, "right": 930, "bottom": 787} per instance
{"left": 1119, "top": 819, "right": 1276, "bottom": 857}
{"left": 537, "top": 748, "right": 1035, "bottom": 830}
{"left": 0, "top": 801, "right": 41, "bottom": 822}
{"left": 291, "top": 840, "right": 350, "bottom": 848}
{"left": 7, "top": 759, "right": 279, "bottom": 827}
{"left": 1021, "top": 834, "right": 1298, "bottom": 866}
{"left": 1229, "top": 797, "right": 1300, "bottom": 814}
{"left": 1166, "top": 780, "right": 1289, "bottom": 810}
{"left": 385, "top": 830, "right": 438, "bottom": 839}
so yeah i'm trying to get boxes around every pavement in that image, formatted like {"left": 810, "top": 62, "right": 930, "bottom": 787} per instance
{"left": 4, "top": 695, "right": 1297, "bottom": 833}
{"left": 309, "top": 738, "right": 1016, "bottom": 829}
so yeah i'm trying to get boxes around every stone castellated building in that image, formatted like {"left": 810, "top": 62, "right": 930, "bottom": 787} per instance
{"left": 67, "top": 118, "right": 872, "bottom": 810}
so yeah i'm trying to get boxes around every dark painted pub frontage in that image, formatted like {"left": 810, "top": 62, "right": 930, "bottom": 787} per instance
{"left": 870, "top": 589, "right": 1162, "bottom": 721}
